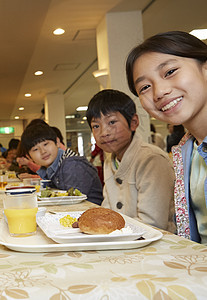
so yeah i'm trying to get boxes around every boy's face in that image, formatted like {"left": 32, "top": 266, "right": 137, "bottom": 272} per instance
{"left": 91, "top": 112, "right": 138, "bottom": 161}
{"left": 29, "top": 140, "right": 58, "bottom": 168}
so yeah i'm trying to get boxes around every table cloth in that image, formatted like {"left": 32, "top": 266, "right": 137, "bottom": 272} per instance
{"left": 0, "top": 199, "right": 207, "bottom": 299}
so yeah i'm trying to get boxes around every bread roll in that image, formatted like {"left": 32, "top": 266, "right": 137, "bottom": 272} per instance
{"left": 78, "top": 207, "right": 125, "bottom": 234}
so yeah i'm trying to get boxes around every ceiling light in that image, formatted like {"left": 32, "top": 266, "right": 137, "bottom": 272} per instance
{"left": 53, "top": 28, "right": 65, "bottom": 35}
{"left": 76, "top": 106, "right": 88, "bottom": 111}
{"left": 190, "top": 29, "right": 207, "bottom": 40}
{"left": 15, "top": 116, "right": 19, "bottom": 119}
{"left": 82, "top": 116, "right": 87, "bottom": 120}
{"left": 25, "top": 93, "right": 31, "bottom": 97}
{"left": 34, "top": 70, "right": 43, "bottom": 76}
{"left": 65, "top": 115, "right": 75, "bottom": 119}
{"left": 19, "top": 107, "right": 24, "bottom": 111}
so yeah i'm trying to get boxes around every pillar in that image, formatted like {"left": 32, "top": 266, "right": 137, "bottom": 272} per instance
{"left": 95, "top": 11, "right": 150, "bottom": 142}
{"left": 44, "top": 93, "right": 66, "bottom": 144}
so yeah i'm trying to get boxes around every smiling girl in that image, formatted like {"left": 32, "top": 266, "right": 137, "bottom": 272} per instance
{"left": 126, "top": 31, "right": 207, "bottom": 243}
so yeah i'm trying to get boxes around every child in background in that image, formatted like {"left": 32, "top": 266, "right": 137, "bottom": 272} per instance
{"left": 126, "top": 30, "right": 207, "bottom": 243}
{"left": 20, "top": 123, "right": 103, "bottom": 205}
{"left": 86, "top": 89, "right": 175, "bottom": 232}
{"left": 17, "top": 121, "right": 66, "bottom": 177}
{"left": 166, "top": 125, "right": 185, "bottom": 153}
{"left": 90, "top": 144, "right": 104, "bottom": 186}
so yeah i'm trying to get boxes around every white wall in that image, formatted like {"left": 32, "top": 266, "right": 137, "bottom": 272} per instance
{"left": 0, "top": 120, "right": 24, "bottom": 148}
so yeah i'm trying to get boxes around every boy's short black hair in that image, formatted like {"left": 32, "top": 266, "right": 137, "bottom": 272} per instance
{"left": 86, "top": 89, "right": 136, "bottom": 128}
{"left": 21, "top": 123, "right": 57, "bottom": 156}
{"left": 8, "top": 138, "right": 20, "bottom": 150}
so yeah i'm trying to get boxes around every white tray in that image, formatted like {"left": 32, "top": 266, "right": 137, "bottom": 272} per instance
{"left": 36, "top": 212, "right": 146, "bottom": 243}
{"left": 37, "top": 194, "right": 87, "bottom": 206}
{"left": 0, "top": 215, "right": 163, "bottom": 253}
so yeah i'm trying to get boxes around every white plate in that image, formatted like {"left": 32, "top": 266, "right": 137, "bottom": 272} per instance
{"left": 36, "top": 212, "right": 146, "bottom": 243}
{"left": 37, "top": 197, "right": 86, "bottom": 206}
{"left": 37, "top": 192, "right": 87, "bottom": 206}
{"left": 0, "top": 215, "right": 163, "bottom": 253}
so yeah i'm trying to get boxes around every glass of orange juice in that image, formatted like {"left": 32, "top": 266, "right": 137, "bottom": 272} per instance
{"left": 3, "top": 188, "right": 38, "bottom": 237}
{"left": 0, "top": 175, "right": 7, "bottom": 190}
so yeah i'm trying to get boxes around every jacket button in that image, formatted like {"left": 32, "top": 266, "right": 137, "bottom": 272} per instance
{"left": 116, "top": 178, "right": 122, "bottom": 184}
{"left": 202, "top": 145, "right": 207, "bottom": 153}
{"left": 116, "top": 202, "right": 123, "bottom": 209}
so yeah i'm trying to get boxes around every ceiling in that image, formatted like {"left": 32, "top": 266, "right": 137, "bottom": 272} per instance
{"left": 1, "top": 0, "right": 207, "bottom": 123}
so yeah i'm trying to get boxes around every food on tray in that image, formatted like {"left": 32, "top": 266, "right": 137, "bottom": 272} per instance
{"left": 7, "top": 172, "right": 16, "bottom": 179}
{"left": 59, "top": 215, "right": 77, "bottom": 227}
{"left": 78, "top": 207, "right": 125, "bottom": 234}
{"left": 6, "top": 182, "right": 22, "bottom": 187}
{"left": 39, "top": 187, "right": 82, "bottom": 198}
{"left": 67, "top": 187, "right": 82, "bottom": 196}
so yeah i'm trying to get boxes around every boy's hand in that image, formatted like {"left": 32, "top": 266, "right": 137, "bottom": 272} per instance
{"left": 16, "top": 157, "right": 30, "bottom": 167}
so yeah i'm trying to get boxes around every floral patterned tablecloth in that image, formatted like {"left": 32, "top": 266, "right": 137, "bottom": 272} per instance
{"left": 0, "top": 201, "right": 207, "bottom": 300}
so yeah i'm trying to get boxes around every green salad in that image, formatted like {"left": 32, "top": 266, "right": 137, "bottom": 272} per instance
{"left": 40, "top": 187, "right": 82, "bottom": 198}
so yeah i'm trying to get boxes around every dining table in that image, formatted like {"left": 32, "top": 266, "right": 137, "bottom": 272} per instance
{"left": 0, "top": 194, "right": 207, "bottom": 300}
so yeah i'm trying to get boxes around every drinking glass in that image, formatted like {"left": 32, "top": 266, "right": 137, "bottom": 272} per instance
{"left": 3, "top": 191, "right": 38, "bottom": 237}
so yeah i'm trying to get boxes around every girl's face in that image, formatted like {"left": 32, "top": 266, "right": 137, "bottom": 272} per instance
{"left": 132, "top": 52, "right": 207, "bottom": 129}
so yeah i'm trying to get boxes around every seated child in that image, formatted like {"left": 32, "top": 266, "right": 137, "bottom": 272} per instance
{"left": 86, "top": 89, "right": 175, "bottom": 232}
{"left": 20, "top": 123, "right": 103, "bottom": 205}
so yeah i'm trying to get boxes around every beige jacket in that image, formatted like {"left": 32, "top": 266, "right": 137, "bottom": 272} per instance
{"left": 102, "top": 133, "right": 176, "bottom": 233}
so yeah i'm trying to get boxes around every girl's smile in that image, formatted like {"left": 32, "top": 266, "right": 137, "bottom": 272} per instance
{"left": 160, "top": 96, "right": 183, "bottom": 112}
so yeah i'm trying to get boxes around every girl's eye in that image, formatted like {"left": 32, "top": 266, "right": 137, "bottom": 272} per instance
{"left": 165, "top": 68, "right": 177, "bottom": 77}
{"left": 44, "top": 142, "right": 48, "bottom": 146}
{"left": 139, "top": 84, "right": 150, "bottom": 95}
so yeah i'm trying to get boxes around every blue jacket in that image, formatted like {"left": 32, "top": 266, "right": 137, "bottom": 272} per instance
{"left": 37, "top": 148, "right": 103, "bottom": 205}
{"left": 173, "top": 134, "right": 207, "bottom": 242}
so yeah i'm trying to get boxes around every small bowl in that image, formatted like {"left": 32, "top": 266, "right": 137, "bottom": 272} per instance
{"left": 40, "top": 180, "right": 51, "bottom": 189}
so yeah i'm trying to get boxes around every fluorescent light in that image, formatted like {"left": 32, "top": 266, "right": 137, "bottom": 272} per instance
{"left": 34, "top": 70, "right": 43, "bottom": 76}
{"left": 190, "top": 29, "right": 207, "bottom": 40}
{"left": 65, "top": 115, "right": 75, "bottom": 119}
{"left": 76, "top": 106, "right": 88, "bottom": 111}
{"left": 25, "top": 93, "right": 31, "bottom": 97}
{"left": 53, "top": 28, "right": 65, "bottom": 35}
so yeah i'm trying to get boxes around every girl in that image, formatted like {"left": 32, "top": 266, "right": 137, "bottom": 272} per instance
{"left": 126, "top": 31, "right": 207, "bottom": 243}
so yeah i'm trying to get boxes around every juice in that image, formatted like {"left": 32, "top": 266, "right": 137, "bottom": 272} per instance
{"left": 0, "top": 181, "right": 7, "bottom": 189}
{"left": 4, "top": 207, "right": 38, "bottom": 236}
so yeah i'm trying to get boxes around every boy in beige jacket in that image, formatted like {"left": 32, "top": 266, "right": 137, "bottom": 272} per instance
{"left": 86, "top": 89, "right": 175, "bottom": 232}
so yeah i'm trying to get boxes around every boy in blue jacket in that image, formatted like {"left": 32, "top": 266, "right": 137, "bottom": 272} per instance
{"left": 20, "top": 123, "right": 103, "bottom": 205}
